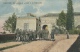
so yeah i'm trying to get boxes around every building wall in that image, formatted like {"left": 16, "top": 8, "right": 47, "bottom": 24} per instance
{"left": 74, "top": 16, "right": 80, "bottom": 27}
{"left": 40, "top": 17, "right": 58, "bottom": 34}
{"left": 40, "top": 15, "right": 80, "bottom": 33}
{"left": 16, "top": 14, "right": 80, "bottom": 33}
{"left": 16, "top": 17, "right": 37, "bottom": 31}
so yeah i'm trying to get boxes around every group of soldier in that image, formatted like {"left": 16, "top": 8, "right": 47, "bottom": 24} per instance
{"left": 15, "top": 25, "right": 71, "bottom": 42}
{"left": 15, "top": 25, "right": 55, "bottom": 42}
{"left": 15, "top": 29, "right": 37, "bottom": 42}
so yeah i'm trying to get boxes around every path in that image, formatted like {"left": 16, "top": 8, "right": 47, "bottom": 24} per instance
{"left": 0, "top": 35, "right": 78, "bottom": 52}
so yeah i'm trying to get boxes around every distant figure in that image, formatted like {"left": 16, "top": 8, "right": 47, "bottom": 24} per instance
{"left": 38, "top": 30, "right": 43, "bottom": 40}
{"left": 42, "top": 25, "right": 49, "bottom": 40}
{"left": 15, "top": 28, "right": 20, "bottom": 41}
{"left": 33, "top": 30, "right": 37, "bottom": 40}
{"left": 24, "top": 30, "right": 29, "bottom": 41}
{"left": 29, "top": 30, "right": 33, "bottom": 41}
{"left": 51, "top": 29, "right": 55, "bottom": 41}
{"left": 66, "top": 31, "right": 69, "bottom": 39}
{"left": 19, "top": 29, "right": 23, "bottom": 41}
{"left": 22, "top": 30, "right": 26, "bottom": 41}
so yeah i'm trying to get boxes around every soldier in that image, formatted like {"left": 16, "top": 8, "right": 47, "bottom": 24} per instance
{"left": 25, "top": 31, "right": 29, "bottom": 41}
{"left": 28, "top": 30, "right": 33, "bottom": 41}
{"left": 66, "top": 30, "right": 69, "bottom": 39}
{"left": 50, "top": 29, "right": 55, "bottom": 41}
{"left": 22, "top": 30, "right": 26, "bottom": 41}
{"left": 15, "top": 28, "right": 20, "bottom": 41}
{"left": 42, "top": 25, "right": 49, "bottom": 40}
{"left": 19, "top": 29, "right": 23, "bottom": 41}
{"left": 33, "top": 30, "right": 37, "bottom": 40}
{"left": 38, "top": 30, "right": 43, "bottom": 40}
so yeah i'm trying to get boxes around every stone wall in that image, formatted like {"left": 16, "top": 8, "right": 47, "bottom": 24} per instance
{"left": 74, "top": 15, "right": 80, "bottom": 27}
{"left": 16, "top": 17, "right": 37, "bottom": 31}
{"left": 40, "top": 17, "right": 58, "bottom": 34}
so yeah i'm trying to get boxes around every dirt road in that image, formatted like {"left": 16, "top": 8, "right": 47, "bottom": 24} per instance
{"left": 0, "top": 35, "right": 78, "bottom": 52}
{"left": 49, "top": 38, "right": 77, "bottom": 52}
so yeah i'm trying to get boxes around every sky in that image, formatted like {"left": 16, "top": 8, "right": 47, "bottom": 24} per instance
{"left": 0, "top": 0, "right": 80, "bottom": 32}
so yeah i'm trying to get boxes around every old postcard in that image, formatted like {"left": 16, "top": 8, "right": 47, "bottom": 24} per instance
{"left": 0, "top": 0, "right": 80, "bottom": 52}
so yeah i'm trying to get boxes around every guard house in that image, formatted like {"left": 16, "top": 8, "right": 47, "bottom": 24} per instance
{"left": 16, "top": 13, "right": 80, "bottom": 34}
{"left": 40, "top": 13, "right": 58, "bottom": 34}
{"left": 16, "top": 13, "right": 39, "bottom": 31}
{"left": 16, "top": 13, "right": 58, "bottom": 34}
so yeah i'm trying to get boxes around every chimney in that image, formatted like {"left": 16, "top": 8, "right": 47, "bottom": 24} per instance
{"left": 27, "top": 13, "right": 31, "bottom": 17}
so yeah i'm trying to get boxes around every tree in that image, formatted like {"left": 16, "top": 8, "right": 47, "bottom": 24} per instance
{"left": 3, "top": 13, "right": 17, "bottom": 33}
{"left": 66, "top": 0, "right": 74, "bottom": 31}
{"left": 57, "top": 11, "right": 66, "bottom": 27}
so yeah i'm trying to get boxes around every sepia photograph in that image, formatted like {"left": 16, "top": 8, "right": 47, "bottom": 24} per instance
{"left": 0, "top": 0, "right": 80, "bottom": 52}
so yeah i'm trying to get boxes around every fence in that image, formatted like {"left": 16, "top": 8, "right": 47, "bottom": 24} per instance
{"left": 0, "top": 34, "right": 16, "bottom": 42}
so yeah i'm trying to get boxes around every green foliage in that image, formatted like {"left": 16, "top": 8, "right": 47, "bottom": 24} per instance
{"left": 69, "top": 29, "right": 80, "bottom": 34}
{"left": 66, "top": 0, "right": 74, "bottom": 31}
{"left": 3, "top": 13, "right": 17, "bottom": 33}
{"left": 57, "top": 11, "right": 66, "bottom": 27}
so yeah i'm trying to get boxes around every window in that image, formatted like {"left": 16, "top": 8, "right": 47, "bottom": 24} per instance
{"left": 24, "top": 23, "right": 29, "bottom": 30}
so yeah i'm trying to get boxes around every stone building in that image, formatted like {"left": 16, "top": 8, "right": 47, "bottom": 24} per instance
{"left": 16, "top": 13, "right": 37, "bottom": 31}
{"left": 40, "top": 13, "right": 58, "bottom": 34}
{"left": 16, "top": 13, "right": 80, "bottom": 34}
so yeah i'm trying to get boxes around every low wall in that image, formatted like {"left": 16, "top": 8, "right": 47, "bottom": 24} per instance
{"left": 0, "top": 34, "right": 16, "bottom": 42}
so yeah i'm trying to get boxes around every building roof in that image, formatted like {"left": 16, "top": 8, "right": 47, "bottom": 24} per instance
{"left": 17, "top": 12, "right": 80, "bottom": 18}
{"left": 17, "top": 13, "right": 36, "bottom": 18}
{"left": 41, "top": 12, "right": 80, "bottom": 17}
{"left": 41, "top": 13, "right": 59, "bottom": 17}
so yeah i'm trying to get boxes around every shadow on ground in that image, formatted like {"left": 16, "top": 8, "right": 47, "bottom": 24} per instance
{"left": 67, "top": 35, "right": 80, "bottom": 52}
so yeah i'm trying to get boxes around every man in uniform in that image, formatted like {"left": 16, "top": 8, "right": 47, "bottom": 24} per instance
{"left": 51, "top": 29, "right": 55, "bottom": 41}
{"left": 19, "top": 29, "right": 23, "bottom": 41}
{"left": 22, "top": 30, "right": 26, "bottom": 41}
{"left": 66, "top": 30, "right": 69, "bottom": 39}
{"left": 15, "top": 28, "right": 20, "bottom": 41}
{"left": 38, "top": 30, "right": 43, "bottom": 40}
{"left": 29, "top": 30, "right": 33, "bottom": 41}
{"left": 33, "top": 30, "right": 37, "bottom": 40}
{"left": 25, "top": 30, "right": 29, "bottom": 41}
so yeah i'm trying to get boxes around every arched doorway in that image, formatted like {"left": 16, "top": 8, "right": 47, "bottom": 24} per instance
{"left": 42, "top": 25, "right": 48, "bottom": 30}
{"left": 41, "top": 24, "right": 52, "bottom": 39}
{"left": 41, "top": 24, "right": 52, "bottom": 33}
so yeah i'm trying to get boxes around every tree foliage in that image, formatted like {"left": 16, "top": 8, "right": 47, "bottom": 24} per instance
{"left": 57, "top": 11, "right": 66, "bottom": 27}
{"left": 66, "top": 0, "right": 74, "bottom": 31}
{"left": 3, "top": 13, "right": 17, "bottom": 33}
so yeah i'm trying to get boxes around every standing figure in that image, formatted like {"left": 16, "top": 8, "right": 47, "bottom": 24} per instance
{"left": 38, "top": 30, "right": 43, "bottom": 40}
{"left": 19, "top": 29, "right": 23, "bottom": 41}
{"left": 42, "top": 25, "right": 49, "bottom": 40}
{"left": 33, "top": 30, "right": 37, "bottom": 40}
{"left": 15, "top": 28, "right": 20, "bottom": 41}
{"left": 29, "top": 30, "right": 33, "bottom": 41}
{"left": 66, "top": 31, "right": 69, "bottom": 39}
{"left": 22, "top": 30, "right": 26, "bottom": 41}
{"left": 51, "top": 29, "right": 55, "bottom": 41}
{"left": 25, "top": 30, "right": 29, "bottom": 41}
